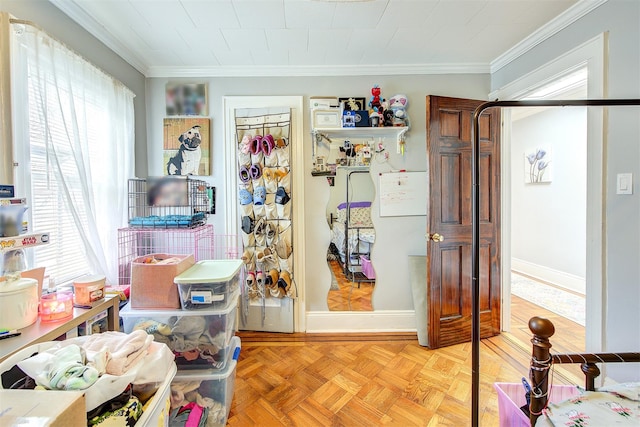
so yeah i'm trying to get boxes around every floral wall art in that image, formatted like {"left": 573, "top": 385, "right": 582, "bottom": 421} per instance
{"left": 524, "top": 147, "right": 552, "bottom": 183}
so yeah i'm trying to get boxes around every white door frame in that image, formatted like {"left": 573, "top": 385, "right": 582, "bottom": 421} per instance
{"left": 223, "top": 96, "right": 306, "bottom": 332}
{"left": 491, "top": 33, "right": 607, "bottom": 352}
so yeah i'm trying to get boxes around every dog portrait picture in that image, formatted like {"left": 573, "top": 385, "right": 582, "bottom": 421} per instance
{"left": 163, "top": 117, "right": 210, "bottom": 176}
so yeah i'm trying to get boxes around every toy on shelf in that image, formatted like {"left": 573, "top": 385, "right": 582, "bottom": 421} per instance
{"left": 368, "top": 85, "right": 385, "bottom": 111}
{"left": 369, "top": 109, "right": 381, "bottom": 127}
{"left": 388, "top": 94, "right": 410, "bottom": 128}
{"left": 382, "top": 109, "right": 394, "bottom": 127}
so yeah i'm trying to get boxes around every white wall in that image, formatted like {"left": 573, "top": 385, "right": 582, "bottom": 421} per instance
{"left": 511, "top": 107, "right": 587, "bottom": 291}
{"left": 0, "top": 0, "right": 148, "bottom": 177}
{"left": 493, "top": 0, "right": 640, "bottom": 381}
{"left": 146, "top": 75, "right": 490, "bottom": 314}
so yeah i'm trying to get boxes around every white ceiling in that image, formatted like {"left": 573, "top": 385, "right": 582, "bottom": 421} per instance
{"left": 50, "top": 0, "right": 602, "bottom": 77}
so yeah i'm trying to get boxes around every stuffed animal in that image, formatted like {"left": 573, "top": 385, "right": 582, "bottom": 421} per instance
{"left": 388, "top": 94, "right": 409, "bottom": 128}
{"left": 369, "top": 85, "right": 385, "bottom": 111}
{"left": 382, "top": 109, "right": 394, "bottom": 127}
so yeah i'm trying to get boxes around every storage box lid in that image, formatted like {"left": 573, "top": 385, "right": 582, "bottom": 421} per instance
{"left": 119, "top": 288, "right": 240, "bottom": 317}
{"left": 0, "top": 277, "right": 37, "bottom": 294}
{"left": 174, "top": 260, "right": 242, "bottom": 284}
{"left": 74, "top": 274, "right": 106, "bottom": 286}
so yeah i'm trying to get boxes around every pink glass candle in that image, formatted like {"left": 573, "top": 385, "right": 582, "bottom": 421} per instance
{"left": 40, "top": 291, "right": 73, "bottom": 322}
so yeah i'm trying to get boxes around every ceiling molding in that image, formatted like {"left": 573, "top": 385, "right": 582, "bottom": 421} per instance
{"left": 48, "top": 0, "right": 149, "bottom": 76}
{"left": 490, "top": 0, "right": 608, "bottom": 74}
{"left": 146, "top": 63, "right": 490, "bottom": 78}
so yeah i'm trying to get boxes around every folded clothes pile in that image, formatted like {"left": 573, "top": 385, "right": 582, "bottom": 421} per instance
{"left": 133, "top": 317, "right": 227, "bottom": 369}
{"left": 170, "top": 379, "right": 226, "bottom": 427}
{"left": 0, "top": 331, "right": 175, "bottom": 427}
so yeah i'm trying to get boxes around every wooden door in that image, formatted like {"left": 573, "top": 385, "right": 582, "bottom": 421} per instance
{"left": 426, "top": 95, "right": 501, "bottom": 349}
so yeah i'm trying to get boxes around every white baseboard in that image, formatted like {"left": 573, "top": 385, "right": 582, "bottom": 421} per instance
{"left": 512, "top": 258, "right": 585, "bottom": 295}
{"left": 305, "top": 310, "right": 417, "bottom": 333}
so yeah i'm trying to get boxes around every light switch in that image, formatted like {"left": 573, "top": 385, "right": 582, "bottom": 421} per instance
{"left": 616, "top": 173, "right": 633, "bottom": 195}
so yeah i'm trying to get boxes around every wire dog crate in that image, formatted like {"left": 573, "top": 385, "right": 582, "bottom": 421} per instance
{"left": 128, "top": 177, "right": 210, "bottom": 228}
{"left": 117, "top": 225, "right": 241, "bottom": 286}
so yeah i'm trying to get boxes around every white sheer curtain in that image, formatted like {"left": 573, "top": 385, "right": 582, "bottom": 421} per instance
{"left": 10, "top": 22, "right": 135, "bottom": 285}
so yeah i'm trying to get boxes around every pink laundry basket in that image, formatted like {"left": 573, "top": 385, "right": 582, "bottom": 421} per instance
{"left": 493, "top": 382, "right": 580, "bottom": 427}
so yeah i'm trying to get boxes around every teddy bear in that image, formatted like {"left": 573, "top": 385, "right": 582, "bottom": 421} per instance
{"left": 388, "top": 94, "right": 409, "bottom": 128}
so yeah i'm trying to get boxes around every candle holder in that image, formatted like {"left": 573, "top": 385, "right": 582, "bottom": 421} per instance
{"left": 40, "top": 290, "right": 73, "bottom": 322}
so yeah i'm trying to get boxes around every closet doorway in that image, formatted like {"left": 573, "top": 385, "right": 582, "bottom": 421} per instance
{"left": 494, "top": 33, "right": 606, "bottom": 354}
{"left": 508, "top": 69, "right": 587, "bottom": 358}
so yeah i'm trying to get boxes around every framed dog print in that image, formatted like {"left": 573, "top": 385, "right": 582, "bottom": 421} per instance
{"left": 163, "top": 118, "right": 210, "bottom": 176}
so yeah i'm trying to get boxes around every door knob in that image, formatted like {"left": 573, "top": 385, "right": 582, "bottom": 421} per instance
{"left": 429, "top": 233, "right": 445, "bottom": 242}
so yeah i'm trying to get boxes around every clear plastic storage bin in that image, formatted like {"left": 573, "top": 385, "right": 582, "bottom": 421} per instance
{"left": 120, "top": 290, "right": 239, "bottom": 371}
{"left": 170, "top": 336, "right": 240, "bottom": 427}
{"left": 175, "top": 260, "right": 242, "bottom": 310}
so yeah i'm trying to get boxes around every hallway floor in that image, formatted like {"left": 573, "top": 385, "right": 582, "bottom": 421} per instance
{"left": 511, "top": 272, "right": 585, "bottom": 326}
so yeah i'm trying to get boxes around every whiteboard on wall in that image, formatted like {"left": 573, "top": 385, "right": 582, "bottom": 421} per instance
{"left": 378, "top": 171, "right": 428, "bottom": 217}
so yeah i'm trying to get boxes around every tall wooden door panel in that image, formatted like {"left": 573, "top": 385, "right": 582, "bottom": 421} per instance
{"left": 426, "top": 95, "right": 501, "bottom": 349}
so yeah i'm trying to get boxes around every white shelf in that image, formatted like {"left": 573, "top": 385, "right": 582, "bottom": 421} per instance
{"left": 313, "top": 126, "right": 408, "bottom": 140}
{"left": 312, "top": 126, "right": 408, "bottom": 155}
{"left": 0, "top": 232, "right": 50, "bottom": 253}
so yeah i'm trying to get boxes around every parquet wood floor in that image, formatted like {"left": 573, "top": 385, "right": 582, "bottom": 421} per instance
{"left": 230, "top": 296, "right": 585, "bottom": 426}
{"left": 327, "top": 260, "right": 373, "bottom": 311}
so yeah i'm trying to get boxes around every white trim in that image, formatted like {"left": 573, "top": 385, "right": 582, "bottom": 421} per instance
{"left": 490, "top": 34, "right": 605, "bottom": 101}
{"left": 494, "top": 33, "right": 606, "bottom": 353}
{"left": 223, "top": 96, "right": 306, "bottom": 332}
{"left": 146, "top": 63, "right": 488, "bottom": 78}
{"left": 512, "top": 258, "right": 586, "bottom": 295}
{"left": 48, "top": 0, "right": 149, "bottom": 76}
{"left": 305, "top": 310, "right": 417, "bottom": 333}
{"left": 490, "top": 0, "right": 608, "bottom": 73}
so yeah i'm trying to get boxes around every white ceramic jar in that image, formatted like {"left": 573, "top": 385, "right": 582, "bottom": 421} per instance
{"left": 0, "top": 277, "right": 39, "bottom": 330}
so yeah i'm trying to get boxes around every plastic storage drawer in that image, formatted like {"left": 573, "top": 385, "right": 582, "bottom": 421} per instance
{"left": 170, "top": 336, "right": 240, "bottom": 427}
{"left": 120, "top": 290, "right": 239, "bottom": 371}
{"left": 175, "top": 260, "right": 242, "bottom": 310}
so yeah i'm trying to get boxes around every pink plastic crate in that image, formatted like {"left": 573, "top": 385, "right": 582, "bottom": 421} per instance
{"left": 360, "top": 255, "right": 375, "bottom": 279}
{"left": 493, "top": 382, "right": 580, "bottom": 427}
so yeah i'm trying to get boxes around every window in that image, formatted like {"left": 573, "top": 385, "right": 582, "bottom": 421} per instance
{"left": 10, "top": 22, "right": 135, "bottom": 286}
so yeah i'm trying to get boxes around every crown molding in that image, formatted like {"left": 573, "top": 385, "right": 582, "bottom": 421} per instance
{"left": 490, "top": 0, "right": 608, "bottom": 74}
{"left": 48, "top": 0, "right": 149, "bottom": 76}
{"left": 146, "top": 63, "right": 489, "bottom": 78}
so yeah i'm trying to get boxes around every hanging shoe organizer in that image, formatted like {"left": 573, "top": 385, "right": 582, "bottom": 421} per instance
{"left": 235, "top": 109, "right": 296, "bottom": 305}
